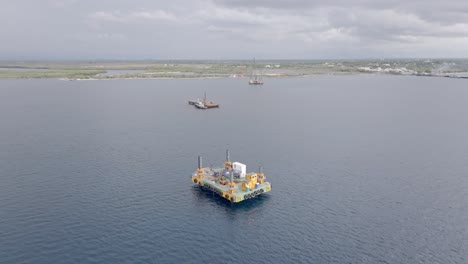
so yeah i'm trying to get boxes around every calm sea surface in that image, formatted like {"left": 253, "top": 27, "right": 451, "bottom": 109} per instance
{"left": 0, "top": 75, "right": 467, "bottom": 263}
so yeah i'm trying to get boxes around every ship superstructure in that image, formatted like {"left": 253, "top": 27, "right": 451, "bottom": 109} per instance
{"left": 191, "top": 150, "right": 271, "bottom": 203}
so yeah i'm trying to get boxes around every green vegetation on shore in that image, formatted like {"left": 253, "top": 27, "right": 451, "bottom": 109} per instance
{"left": 1, "top": 59, "right": 468, "bottom": 80}
{"left": 0, "top": 69, "right": 106, "bottom": 79}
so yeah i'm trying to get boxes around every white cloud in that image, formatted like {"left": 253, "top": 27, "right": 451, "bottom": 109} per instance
{"left": 90, "top": 9, "right": 177, "bottom": 24}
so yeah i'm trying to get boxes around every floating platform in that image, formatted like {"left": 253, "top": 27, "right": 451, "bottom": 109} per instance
{"left": 191, "top": 150, "right": 271, "bottom": 203}
{"left": 188, "top": 92, "right": 219, "bottom": 109}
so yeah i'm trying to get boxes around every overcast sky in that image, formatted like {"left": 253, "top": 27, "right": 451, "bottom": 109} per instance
{"left": 2, "top": 0, "right": 468, "bottom": 60}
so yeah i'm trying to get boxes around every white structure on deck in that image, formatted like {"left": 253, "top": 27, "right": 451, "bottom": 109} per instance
{"left": 232, "top": 162, "right": 246, "bottom": 178}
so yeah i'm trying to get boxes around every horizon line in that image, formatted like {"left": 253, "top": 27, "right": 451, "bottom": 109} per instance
{"left": 1, "top": 57, "right": 468, "bottom": 63}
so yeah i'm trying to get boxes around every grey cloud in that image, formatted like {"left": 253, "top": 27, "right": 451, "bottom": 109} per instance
{"left": 211, "top": 0, "right": 468, "bottom": 43}
{"left": 214, "top": 0, "right": 468, "bottom": 26}
{"left": 1, "top": 0, "right": 468, "bottom": 59}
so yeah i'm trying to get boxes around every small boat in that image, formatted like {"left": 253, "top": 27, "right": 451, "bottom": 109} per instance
{"left": 249, "top": 58, "right": 263, "bottom": 85}
{"left": 249, "top": 79, "right": 263, "bottom": 85}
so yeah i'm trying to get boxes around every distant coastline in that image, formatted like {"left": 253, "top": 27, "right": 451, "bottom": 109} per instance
{"left": 1, "top": 59, "right": 468, "bottom": 80}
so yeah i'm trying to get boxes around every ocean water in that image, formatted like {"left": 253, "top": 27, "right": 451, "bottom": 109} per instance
{"left": 0, "top": 75, "right": 467, "bottom": 263}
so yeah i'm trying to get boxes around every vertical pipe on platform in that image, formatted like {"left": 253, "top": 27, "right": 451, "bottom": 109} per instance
{"left": 226, "top": 149, "right": 230, "bottom": 162}
{"left": 198, "top": 155, "right": 202, "bottom": 169}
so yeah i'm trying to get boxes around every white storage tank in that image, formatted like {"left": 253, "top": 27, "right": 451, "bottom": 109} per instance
{"left": 232, "top": 162, "right": 246, "bottom": 178}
